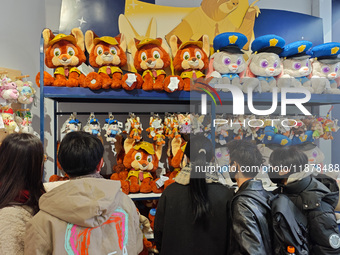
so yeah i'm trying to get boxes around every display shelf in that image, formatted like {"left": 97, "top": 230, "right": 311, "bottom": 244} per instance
{"left": 128, "top": 193, "right": 162, "bottom": 201}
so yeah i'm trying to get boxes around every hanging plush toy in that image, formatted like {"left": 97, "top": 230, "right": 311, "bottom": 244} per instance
{"left": 146, "top": 115, "right": 165, "bottom": 145}
{"left": 169, "top": 35, "right": 210, "bottom": 91}
{"left": 61, "top": 114, "right": 81, "bottom": 134}
{"left": 177, "top": 113, "right": 191, "bottom": 134}
{"left": 84, "top": 31, "right": 136, "bottom": 90}
{"left": 83, "top": 113, "right": 101, "bottom": 137}
{"left": 36, "top": 28, "right": 86, "bottom": 87}
{"left": 0, "top": 77, "right": 19, "bottom": 101}
{"left": 103, "top": 115, "right": 123, "bottom": 156}
{"left": 244, "top": 34, "right": 285, "bottom": 93}
{"left": 310, "top": 42, "right": 340, "bottom": 94}
{"left": 130, "top": 38, "right": 171, "bottom": 91}
{"left": 209, "top": 32, "right": 247, "bottom": 91}
{"left": 278, "top": 40, "right": 313, "bottom": 92}
{"left": 1, "top": 108, "right": 19, "bottom": 133}
{"left": 289, "top": 120, "right": 314, "bottom": 145}
{"left": 16, "top": 81, "right": 35, "bottom": 104}
{"left": 190, "top": 114, "right": 205, "bottom": 134}
{"left": 125, "top": 114, "right": 143, "bottom": 142}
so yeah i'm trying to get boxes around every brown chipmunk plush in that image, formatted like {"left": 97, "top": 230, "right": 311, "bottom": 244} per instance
{"left": 169, "top": 35, "right": 210, "bottom": 91}
{"left": 131, "top": 38, "right": 171, "bottom": 91}
{"left": 111, "top": 138, "right": 163, "bottom": 194}
{"left": 36, "top": 28, "right": 86, "bottom": 87}
{"left": 84, "top": 31, "right": 129, "bottom": 90}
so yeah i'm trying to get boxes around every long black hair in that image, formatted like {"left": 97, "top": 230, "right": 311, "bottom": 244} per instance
{"left": 0, "top": 133, "right": 45, "bottom": 214}
{"left": 184, "top": 135, "right": 214, "bottom": 223}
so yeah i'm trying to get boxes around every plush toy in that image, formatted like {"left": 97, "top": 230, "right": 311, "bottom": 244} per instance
{"left": 61, "top": 114, "right": 81, "bottom": 134}
{"left": 322, "top": 118, "right": 339, "bottom": 140}
{"left": 209, "top": 32, "right": 247, "bottom": 91}
{"left": 311, "top": 42, "right": 340, "bottom": 94}
{"left": 289, "top": 120, "right": 314, "bottom": 145}
{"left": 278, "top": 41, "right": 313, "bottom": 92}
{"left": 244, "top": 34, "right": 285, "bottom": 93}
{"left": 112, "top": 138, "right": 163, "bottom": 194}
{"left": 16, "top": 81, "right": 35, "bottom": 104}
{"left": 36, "top": 28, "right": 86, "bottom": 87}
{"left": 169, "top": 35, "right": 210, "bottom": 91}
{"left": 125, "top": 114, "right": 143, "bottom": 142}
{"left": 130, "top": 38, "right": 171, "bottom": 91}
{"left": 190, "top": 114, "right": 205, "bottom": 134}
{"left": 103, "top": 115, "right": 123, "bottom": 156}
{"left": 262, "top": 119, "right": 291, "bottom": 146}
{"left": 84, "top": 31, "right": 135, "bottom": 90}
{"left": 0, "top": 77, "right": 19, "bottom": 101}
{"left": 1, "top": 108, "right": 19, "bottom": 133}
{"left": 178, "top": 113, "right": 191, "bottom": 134}
{"left": 83, "top": 114, "right": 101, "bottom": 137}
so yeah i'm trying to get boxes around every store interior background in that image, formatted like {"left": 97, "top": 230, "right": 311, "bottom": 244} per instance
{"left": 0, "top": 0, "right": 338, "bottom": 180}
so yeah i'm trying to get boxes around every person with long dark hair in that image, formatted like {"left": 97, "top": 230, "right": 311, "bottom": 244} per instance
{"left": 154, "top": 135, "right": 234, "bottom": 255}
{"left": 0, "top": 133, "right": 45, "bottom": 254}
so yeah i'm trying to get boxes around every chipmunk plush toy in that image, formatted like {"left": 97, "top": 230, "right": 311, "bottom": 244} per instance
{"left": 169, "top": 35, "right": 210, "bottom": 91}
{"left": 84, "top": 31, "right": 142, "bottom": 90}
{"left": 209, "top": 32, "right": 247, "bottom": 91}
{"left": 278, "top": 41, "right": 313, "bottom": 92}
{"left": 311, "top": 42, "right": 340, "bottom": 94}
{"left": 131, "top": 38, "right": 171, "bottom": 91}
{"left": 244, "top": 34, "right": 285, "bottom": 93}
{"left": 36, "top": 28, "right": 86, "bottom": 87}
{"left": 114, "top": 138, "right": 163, "bottom": 194}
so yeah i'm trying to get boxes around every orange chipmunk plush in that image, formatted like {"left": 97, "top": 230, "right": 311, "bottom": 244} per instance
{"left": 84, "top": 31, "right": 142, "bottom": 90}
{"left": 36, "top": 28, "right": 86, "bottom": 87}
{"left": 112, "top": 138, "right": 163, "bottom": 194}
{"left": 169, "top": 35, "right": 210, "bottom": 91}
{"left": 131, "top": 38, "right": 171, "bottom": 91}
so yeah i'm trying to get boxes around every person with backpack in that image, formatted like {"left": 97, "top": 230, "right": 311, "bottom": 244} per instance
{"left": 227, "top": 140, "right": 273, "bottom": 255}
{"left": 269, "top": 146, "right": 340, "bottom": 255}
{"left": 24, "top": 131, "right": 143, "bottom": 255}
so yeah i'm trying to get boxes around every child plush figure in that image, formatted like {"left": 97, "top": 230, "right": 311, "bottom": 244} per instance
{"left": 278, "top": 41, "right": 313, "bottom": 92}
{"left": 84, "top": 31, "right": 131, "bottom": 90}
{"left": 311, "top": 42, "right": 340, "bottom": 94}
{"left": 169, "top": 35, "right": 210, "bottom": 91}
{"left": 36, "top": 28, "right": 86, "bottom": 87}
{"left": 244, "top": 34, "right": 285, "bottom": 93}
{"left": 209, "top": 32, "right": 248, "bottom": 91}
{"left": 132, "top": 38, "right": 171, "bottom": 91}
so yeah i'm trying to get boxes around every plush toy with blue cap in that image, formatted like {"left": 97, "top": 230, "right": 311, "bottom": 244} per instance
{"left": 311, "top": 42, "right": 340, "bottom": 94}
{"left": 83, "top": 114, "right": 101, "bottom": 137}
{"left": 208, "top": 32, "right": 248, "bottom": 91}
{"left": 278, "top": 41, "right": 313, "bottom": 92}
{"left": 244, "top": 34, "right": 285, "bottom": 93}
{"left": 61, "top": 114, "right": 81, "bottom": 134}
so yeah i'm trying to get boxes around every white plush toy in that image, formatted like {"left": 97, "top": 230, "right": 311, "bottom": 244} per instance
{"left": 278, "top": 41, "right": 313, "bottom": 92}
{"left": 310, "top": 42, "right": 340, "bottom": 94}
{"left": 208, "top": 32, "right": 248, "bottom": 91}
{"left": 243, "top": 34, "right": 285, "bottom": 93}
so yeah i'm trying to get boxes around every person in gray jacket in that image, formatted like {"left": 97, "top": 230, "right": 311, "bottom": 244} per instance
{"left": 25, "top": 131, "right": 143, "bottom": 255}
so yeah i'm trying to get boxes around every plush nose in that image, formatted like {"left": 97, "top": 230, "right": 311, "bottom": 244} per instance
{"left": 192, "top": 58, "right": 197, "bottom": 62}
{"left": 232, "top": 64, "right": 238, "bottom": 68}
{"left": 331, "top": 73, "right": 336, "bottom": 77}
{"left": 142, "top": 163, "right": 147, "bottom": 167}
{"left": 269, "top": 68, "right": 275, "bottom": 72}
{"left": 104, "top": 51, "right": 110, "bottom": 55}
{"left": 62, "top": 57, "right": 67, "bottom": 61}
{"left": 303, "top": 67, "right": 309, "bottom": 71}
{"left": 147, "top": 59, "right": 152, "bottom": 64}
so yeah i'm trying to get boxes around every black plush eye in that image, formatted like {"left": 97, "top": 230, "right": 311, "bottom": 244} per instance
{"left": 54, "top": 48, "right": 61, "bottom": 57}
{"left": 110, "top": 47, "right": 117, "bottom": 55}
{"left": 141, "top": 52, "right": 147, "bottom": 61}
{"left": 67, "top": 47, "right": 75, "bottom": 56}
{"left": 183, "top": 52, "right": 190, "bottom": 60}
{"left": 97, "top": 46, "right": 103, "bottom": 55}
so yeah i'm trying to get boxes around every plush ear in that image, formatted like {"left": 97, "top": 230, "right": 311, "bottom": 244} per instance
{"left": 171, "top": 137, "right": 182, "bottom": 156}
{"left": 206, "top": 53, "right": 216, "bottom": 78}
{"left": 154, "top": 143, "right": 163, "bottom": 160}
{"left": 42, "top": 28, "right": 54, "bottom": 51}
{"left": 177, "top": 114, "right": 184, "bottom": 123}
{"left": 118, "top": 33, "right": 127, "bottom": 51}
{"left": 129, "top": 38, "right": 138, "bottom": 58}
{"left": 71, "top": 28, "right": 85, "bottom": 52}
{"left": 169, "top": 35, "right": 179, "bottom": 57}
{"left": 85, "top": 30, "right": 96, "bottom": 53}
{"left": 124, "top": 137, "right": 135, "bottom": 154}
{"left": 245, "top": 54, "right": 256, "bottom": 78}
{"left": 202, "top": 34, "right": 210, "bottom": 57}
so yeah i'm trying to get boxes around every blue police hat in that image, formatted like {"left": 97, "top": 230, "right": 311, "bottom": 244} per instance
{"left": 213, "top": 32, "right": 248, "bottom": 54}
{"left": 108, "top": 119, "right": 118, "bottom": 125}
{"left": 69, "top": 119, "right": 79, "bottom": 125}
{"left": 280, "top": 40, "right": 312, "bottom": 59}
{"left": 90, "top": 118, "right": 98, "bottom": 124}
{"left": 251, "top": 34, "right": 285, "bottom": 55}
{"left": 311, "top": 42, "right": 340, "bottom": 64}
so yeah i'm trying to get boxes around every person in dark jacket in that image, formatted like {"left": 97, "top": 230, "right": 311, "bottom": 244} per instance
{"left": 269, "top": 146, "right": 340, "bottom": 255}
{"left": 227, "top": 140, "right": 273, "bottom": 255}
{"left": 154, "top": 135, "right": 234, "bottom": 255}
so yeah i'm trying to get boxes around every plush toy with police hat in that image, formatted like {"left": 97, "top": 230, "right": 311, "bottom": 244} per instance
{"left": 278, "top": 40, "right": 313, "bottom": 92}
{"left": 169, "top": 35, "right": 210, "bottom": 91}
{"left": 36, "top": 28, "right": 86, "bottom": 87}
{"left": 244, "top": 34, "right": 285, "bottom": 93}
{"left": 208, "top": 32, "right": 247, "bottom": 91}
{"left": 84, "top": 31, "right": 135, "bottom": 90}
{"left": 311, "top": 42, "right": 340, "bottom": 94}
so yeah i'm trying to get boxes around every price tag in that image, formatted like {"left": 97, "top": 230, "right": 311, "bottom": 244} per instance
{"left": 126, "top": 74, "right": 137, "bottom": 87}
{"left": 156, "top": 175, "right": 169, "bottom": 188}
